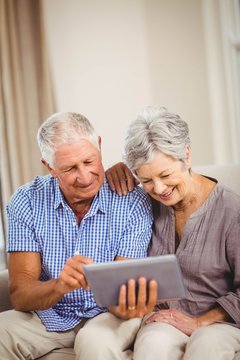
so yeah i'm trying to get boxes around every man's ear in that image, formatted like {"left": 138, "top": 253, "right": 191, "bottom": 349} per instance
{"left": 41, "top": 159, "right": 56, "bottom": 178}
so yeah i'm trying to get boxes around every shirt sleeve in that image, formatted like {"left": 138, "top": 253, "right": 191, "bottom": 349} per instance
{"left": 6, "top": 187, "right": 40, "bottom": 252}
{"left": 116, "top": 187, "right": 153, "bottom": 258}
{"left": 216, "top": 211, "right": 240, "bottom": 325}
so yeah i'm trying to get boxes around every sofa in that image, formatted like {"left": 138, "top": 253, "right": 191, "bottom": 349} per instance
{"left": 0, "top": 164, "right": 240, "bottom": 359}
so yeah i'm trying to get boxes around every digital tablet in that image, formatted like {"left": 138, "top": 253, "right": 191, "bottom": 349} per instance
{"left": 83, "top": 254, "right": 186, "bottom": 307}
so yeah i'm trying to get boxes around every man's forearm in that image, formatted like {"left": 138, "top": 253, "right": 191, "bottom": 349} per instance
{"left": 9, "top": 277, "right": 65, "bottom": 311}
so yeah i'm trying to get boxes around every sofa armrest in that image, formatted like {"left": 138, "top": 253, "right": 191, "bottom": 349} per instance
{"left": 0, "top": 269, "right": 12, "bottom": 312}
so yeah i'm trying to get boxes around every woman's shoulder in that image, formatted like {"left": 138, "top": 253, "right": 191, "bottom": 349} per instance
{"left": 212, "top": 182, "right": 240, "bottom": 212}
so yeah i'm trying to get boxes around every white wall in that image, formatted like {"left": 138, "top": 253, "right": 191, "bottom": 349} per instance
{"left": 144, "top": 0, "right": 213, "bottom": 165}
{"left": 42, "top": 0, "right": 215, "bottom": 168}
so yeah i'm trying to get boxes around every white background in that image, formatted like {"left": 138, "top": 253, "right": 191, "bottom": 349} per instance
{"left": 42, "top": 0, "right": 216, "bottom": 169}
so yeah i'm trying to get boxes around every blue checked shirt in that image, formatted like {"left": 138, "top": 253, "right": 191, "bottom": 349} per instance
{"left": 7, "top": 176, "right": 153, "bottom": 332}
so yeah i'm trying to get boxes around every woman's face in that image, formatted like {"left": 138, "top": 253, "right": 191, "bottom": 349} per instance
{"left": 135, "top": 151, "right": 191, "bottom": 206}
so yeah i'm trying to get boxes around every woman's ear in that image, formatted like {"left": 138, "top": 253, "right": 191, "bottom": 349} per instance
{"left": 185, "top": 145, "right": 191, "bottom": 168}
{"left": 98, "top": 136, "right": 102, "bottom": 151}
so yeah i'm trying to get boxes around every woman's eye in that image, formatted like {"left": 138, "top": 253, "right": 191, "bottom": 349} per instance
{"left": 161, "top": 174, "right": 170, "bottom": 178}
{"left": 142, "top": 180, "right": 152, "bottom": 184}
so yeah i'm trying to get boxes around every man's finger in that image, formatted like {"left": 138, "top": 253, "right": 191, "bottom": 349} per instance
{"left": 118, "top": 284, "right": 127, "bottom": 312}
{"left": 146, "top": 279, "right": 158, "bottom": 312}
{"left": 127, "top": 278, "right": 136, "bottom": 310}
{"left": 136, "top": 277, "right": 147, "bottom": 309}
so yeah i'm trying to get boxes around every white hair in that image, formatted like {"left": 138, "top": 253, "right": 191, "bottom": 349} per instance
{"left": 37, "top": 112, "right": 99, "bottom": 167}
{"left": 124, "top": 105, "right": 191, "bottom": 173}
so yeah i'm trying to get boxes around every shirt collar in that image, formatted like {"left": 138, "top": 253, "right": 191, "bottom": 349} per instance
{"left": 53, "top": 177, "right": 109, "bottom": 215}
{"left": 53, "top": 178, "right": 64, "bottom": 210}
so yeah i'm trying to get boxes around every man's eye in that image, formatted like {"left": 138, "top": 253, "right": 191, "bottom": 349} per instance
{"left": 64, "top": 167, "right": 74, "bottom": 172}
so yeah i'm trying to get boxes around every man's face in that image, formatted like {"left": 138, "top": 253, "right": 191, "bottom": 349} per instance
{"left": 48, "top": 138, "right": 104, "bottom": 205}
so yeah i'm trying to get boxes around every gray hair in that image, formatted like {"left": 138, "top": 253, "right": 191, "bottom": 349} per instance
{"left": 124, "top": 105, "right": 191, "bottom": 173}
{"left": 37, "top": 112, "right": 99, "bottom": 167}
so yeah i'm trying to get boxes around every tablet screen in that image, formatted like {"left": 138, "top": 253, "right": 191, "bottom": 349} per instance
{"left": 84, "top": 254, "right": 186, "bottom": 307}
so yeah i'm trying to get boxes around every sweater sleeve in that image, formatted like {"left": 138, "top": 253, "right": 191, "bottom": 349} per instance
{"left": 216, "top": 211, "right": 240, "bottom": 325}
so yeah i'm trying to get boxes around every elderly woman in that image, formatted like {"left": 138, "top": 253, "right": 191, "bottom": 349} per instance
{"left": 106, "top": 105, "right": 240, "bottom": 360}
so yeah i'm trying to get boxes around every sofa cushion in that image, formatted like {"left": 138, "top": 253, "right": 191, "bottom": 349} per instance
{"left": 0, "top": 269, "right": 12, "bottom": 312}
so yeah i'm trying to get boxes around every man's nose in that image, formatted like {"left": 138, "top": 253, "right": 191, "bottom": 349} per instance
{"left": 76, "top": 169, "right": 92, "bottom": 185}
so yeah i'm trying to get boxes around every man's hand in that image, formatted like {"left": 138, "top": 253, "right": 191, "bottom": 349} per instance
{"left": 109, "top": 277, "right": 158, "bottom": 319}
{"left": 8, "top": 252, "right": 93, "bottom": 311}
{"left": 106, "top": 162, "right": 138, "bottom": 196}
{"left": 56, "top": 255, "right": 93, "bottom": 295}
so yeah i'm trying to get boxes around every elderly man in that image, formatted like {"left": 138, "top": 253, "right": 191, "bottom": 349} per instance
{"left": 0, "top": 112, "right": 156, "bottom": 359}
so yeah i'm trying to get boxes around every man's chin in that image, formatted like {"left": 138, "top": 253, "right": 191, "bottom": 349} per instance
{"left": 73, "top": 188, "right": 99, "bottom": 202}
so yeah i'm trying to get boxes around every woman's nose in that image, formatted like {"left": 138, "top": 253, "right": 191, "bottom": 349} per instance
{"left": 153, "top": 180, "right": 167, "bottom": 194}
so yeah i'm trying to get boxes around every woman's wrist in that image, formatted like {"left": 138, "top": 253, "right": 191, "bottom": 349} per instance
{"left": 197, "top": 307, "right": 232, "bottom": 327}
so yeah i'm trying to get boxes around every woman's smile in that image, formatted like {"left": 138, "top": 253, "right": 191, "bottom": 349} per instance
{"left": 159, "top": 188, "right": 175, "bottom": 201}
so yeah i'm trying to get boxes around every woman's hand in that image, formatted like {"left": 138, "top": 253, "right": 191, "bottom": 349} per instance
{"left": 109, "top": 277, "right": 158, "bottom": 319}
{"left": 144, "top": 308, "right": 199, "bottom": 336}
{"left": 144, "top": 306, "right": 231, "bottom": 336}
{"left": 105, "top": 162, "right": 138, "bottom": 196}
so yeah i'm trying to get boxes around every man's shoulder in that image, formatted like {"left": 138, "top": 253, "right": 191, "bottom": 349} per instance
{"left": 103, "top": 180, "right": 148, "bottom": 200}
{"left": 131, "top": 185, "right": 148, "bottom": 198}
{"left": 9, "top": 175, "right": 54, "bottom": 204}
{"left": 101, "top": 180, "right": 151, "bottom": 212}
{"left": 125, "top": 185, "right": 150, "bottom": 206}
